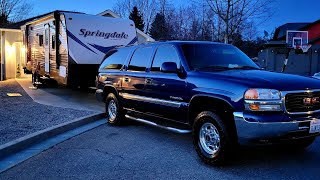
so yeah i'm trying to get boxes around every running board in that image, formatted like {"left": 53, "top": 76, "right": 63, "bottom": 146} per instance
{"left": 125, "top": 115, "right": 191, "bottom": 134}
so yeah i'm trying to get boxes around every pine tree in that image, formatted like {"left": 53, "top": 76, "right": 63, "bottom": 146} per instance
{"left": 129, "top": 6, "right": 145, "bottom": 32}
{"left": 149, "top": 13, "right": 168, "bottom": 40}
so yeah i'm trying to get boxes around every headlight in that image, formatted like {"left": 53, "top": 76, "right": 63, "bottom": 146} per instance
{"left": 244, "top": 89, "right": 280, "bottom": 100}
{"left": 244, "top": 89, "right": 282, "bottom": 111}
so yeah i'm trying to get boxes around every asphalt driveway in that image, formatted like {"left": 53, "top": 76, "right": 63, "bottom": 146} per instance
{"left": 1, "top": 121, "right": 319, "bottom": 180}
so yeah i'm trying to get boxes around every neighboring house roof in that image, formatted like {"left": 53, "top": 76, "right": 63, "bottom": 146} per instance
{"left": 97, "top": 9, "right": 154, "bottom": 42}
{"left": 273, "top": 23, "right": 311, "bottom": 40}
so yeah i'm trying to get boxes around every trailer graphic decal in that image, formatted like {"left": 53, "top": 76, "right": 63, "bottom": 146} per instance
{"left": 88, "top": 44, "right": 116, "bottom": 54}
{"left": 79, "top": 29, "right": 129, "bottom": 39}
{"left": 128, "top": 37, "right": 138, "bottom": 45}
{"left": 66, "top": 29, "right": 97, "bottom": 54}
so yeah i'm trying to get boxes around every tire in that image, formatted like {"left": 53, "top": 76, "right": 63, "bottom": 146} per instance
{"left": 192, "top": 111, "right": 232, "bottom": 166}
{"left": 105, "top": 93, "right": 125, "bottom": 125}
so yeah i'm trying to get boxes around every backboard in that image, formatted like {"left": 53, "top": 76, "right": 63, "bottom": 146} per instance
{"left": 286, "top": 30, "right": 308, "bottom": 49}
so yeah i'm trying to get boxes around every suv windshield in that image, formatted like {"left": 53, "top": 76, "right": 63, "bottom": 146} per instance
{"left": 181, "top": 44, "right": 259, "bottom": 71}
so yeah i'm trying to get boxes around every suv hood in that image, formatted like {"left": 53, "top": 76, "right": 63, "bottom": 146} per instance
{"left": 200, "top": 70, "right": 320, "bottom": 91}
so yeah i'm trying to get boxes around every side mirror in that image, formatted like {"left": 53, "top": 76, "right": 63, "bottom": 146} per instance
{"left": 160, "top": 62, "right": 178, "bottom": 73}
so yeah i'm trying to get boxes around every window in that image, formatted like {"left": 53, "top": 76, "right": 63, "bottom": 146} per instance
{"left": 52, "top": 35, "right": 55, "bottom": 50}
{"left": 128, "top": 47, "right": 153, "bottom": 71}
{"left": 99, "top": 48, "right": 131, "bottom": 70}
{"left": 39, "top": 35, "right": 44, "bottom": 46}
{"left": 181, "top": 44, "right": 258, "bottom": 71}
{"left": 151, "top": 45, "right": 180, "bottom": 72}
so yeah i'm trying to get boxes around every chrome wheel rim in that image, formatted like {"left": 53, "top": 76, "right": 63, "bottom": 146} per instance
{"left": 199, "top": 122, "right": 221, "bottom": 155}
{"left": 107, "top": 100, "right": 117, "bottom": 121}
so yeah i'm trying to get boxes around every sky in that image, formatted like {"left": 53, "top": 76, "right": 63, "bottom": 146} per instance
{"left": 30, "top": 0, "right": 320, "bottom": 36}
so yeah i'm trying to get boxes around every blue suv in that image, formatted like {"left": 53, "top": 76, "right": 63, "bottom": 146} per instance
{"left": 96, "top": 41, "right": 320, "bottom": 165}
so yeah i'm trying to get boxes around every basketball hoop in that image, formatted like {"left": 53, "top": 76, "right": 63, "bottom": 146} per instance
{"left": 301, "top": 44, "right": 312, "bottom": 53}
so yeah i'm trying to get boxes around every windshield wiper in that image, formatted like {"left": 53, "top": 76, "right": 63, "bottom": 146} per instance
{"left": 194, "top": 66, "right": 233, "bottom": 71}
{"left": 232, "top": 66, "right": 260, "bottom": 70}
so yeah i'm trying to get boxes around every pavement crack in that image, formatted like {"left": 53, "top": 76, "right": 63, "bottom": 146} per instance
{"left": 94, "top": 148, "right": 125, "bottom": 160}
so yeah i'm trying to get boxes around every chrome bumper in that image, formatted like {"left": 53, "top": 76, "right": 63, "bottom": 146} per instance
{"left": 234, "top": 112, "right": 319, "bottom": 145}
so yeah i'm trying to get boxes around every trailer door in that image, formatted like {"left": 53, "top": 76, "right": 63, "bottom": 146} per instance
{"left": 44, "top": 24, "right": 50, "bottom": 73}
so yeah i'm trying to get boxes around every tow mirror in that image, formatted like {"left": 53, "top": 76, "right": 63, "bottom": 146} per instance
{"left": 160, "top": 62, "right": 178, "bottom": 73}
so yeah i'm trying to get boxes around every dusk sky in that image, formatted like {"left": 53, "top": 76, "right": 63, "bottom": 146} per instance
{"left": 31, "top": 0, "right": 320, "bottom": 36}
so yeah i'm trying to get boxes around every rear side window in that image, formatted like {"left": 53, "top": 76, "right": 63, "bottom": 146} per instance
{"left": 128, "top": 47, "right": 153, "bottom": 71}
{"left": 99, "top": 48, "right": 130, "bottom": 70}
{"left": 151, "top": 45, "right": 180, "bottom": 72}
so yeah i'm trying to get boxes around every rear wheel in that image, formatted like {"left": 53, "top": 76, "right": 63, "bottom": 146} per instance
{"left": 193, "top": 111, "right": 232, "bottom": 166}
{"left": 105, "top": 93, "right": 125, "bottom": 125}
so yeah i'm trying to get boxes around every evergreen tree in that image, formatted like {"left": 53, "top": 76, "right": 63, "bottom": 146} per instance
{"left": 129, "top": 6, "right": 145, "bottom": 32}
{"left": 149, "top": 13, "right": 168, "bottom": 40}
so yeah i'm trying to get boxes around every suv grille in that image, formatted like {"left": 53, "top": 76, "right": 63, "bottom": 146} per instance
{"left": 285, "top": 91, "right": 320, "bottom": 113}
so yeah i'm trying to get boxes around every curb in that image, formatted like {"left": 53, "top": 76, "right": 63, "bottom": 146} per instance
{"left": 0, "top": 113, "right": 105, "bottom": 160}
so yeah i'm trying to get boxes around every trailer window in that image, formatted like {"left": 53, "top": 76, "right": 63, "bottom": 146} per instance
{"left": 128, "top": 47, "right": 153, "bottom": 72}
{"left": 100, "top": 48, "right": 130, "bottom": 70}
{"left": 39, "top": 35, "right": 44, "bottom": 46}
{"left": 52, "top": 35, "right": 55, "bottom": 50}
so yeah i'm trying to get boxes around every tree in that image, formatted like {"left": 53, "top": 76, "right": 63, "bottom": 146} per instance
{"left": 206, "top": 0, "right": 273, "bottom": 44}
{"left": 129, "top": 6, "right": 145, "bottom": 31}
{"left": 149, "top": 13, "right": 168, "bottom": 40}
{"left": 113, "top": 0, "right": 157, "bottom": 33}
{"left": 0, "top": 0, "right": 33, "bottom": 26}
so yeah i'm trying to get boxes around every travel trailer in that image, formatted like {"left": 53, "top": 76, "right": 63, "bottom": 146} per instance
{"left": 22, "top": 11, "right": 137, "bottom": 87}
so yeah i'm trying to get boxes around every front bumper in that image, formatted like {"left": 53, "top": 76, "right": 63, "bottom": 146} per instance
{"left": 234, "top": 112, "right": 320, "bottom": 145}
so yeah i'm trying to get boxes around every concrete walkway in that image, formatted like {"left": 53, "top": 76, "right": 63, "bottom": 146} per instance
{"left": 16, "top": 76, "right": 104, "bottom": 113}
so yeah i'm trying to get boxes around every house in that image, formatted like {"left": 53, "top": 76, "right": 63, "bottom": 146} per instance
{"left": 97, "top": 10, "right": 154, "bottom": 44}
{"left": 258, "top": 20, "right": 320, "bottom": 76}
{"left": 0, "top": 13, "right": 51, "bottom": 81}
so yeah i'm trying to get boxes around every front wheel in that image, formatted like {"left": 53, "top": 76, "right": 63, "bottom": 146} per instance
{"left": 193, "top": 111, "right": 232, "bottom": 166}
{"left": 105, "top": 93, "right": 125, "bottom": 125}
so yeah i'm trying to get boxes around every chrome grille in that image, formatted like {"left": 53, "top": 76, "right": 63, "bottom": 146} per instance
{"left": 285, "top": 91, "right": 320, "bottom": 113}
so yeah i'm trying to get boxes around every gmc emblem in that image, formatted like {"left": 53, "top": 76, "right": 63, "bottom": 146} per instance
{"left": 303, "top": 97, "right": 320, "bottom": 105}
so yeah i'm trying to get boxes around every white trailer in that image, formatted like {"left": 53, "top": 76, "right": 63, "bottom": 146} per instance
{"left": 23, "top": 11, "right": 137, "bottom": 87}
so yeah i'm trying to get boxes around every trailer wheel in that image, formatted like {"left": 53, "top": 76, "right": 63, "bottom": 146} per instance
{"left": 105, "top": 93, "right": 125, "bottom": 125}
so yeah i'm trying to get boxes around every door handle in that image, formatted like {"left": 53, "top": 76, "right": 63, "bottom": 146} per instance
{"left": 145, "top": 78, "right": 152, "bottom": 84}
{"left": 124, "top": 77, "right": 130, "bottom": 83}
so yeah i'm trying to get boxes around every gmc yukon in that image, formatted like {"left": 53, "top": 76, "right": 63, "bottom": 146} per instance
{"left": 96, "top": 41, "right": 320, "bottom": 165}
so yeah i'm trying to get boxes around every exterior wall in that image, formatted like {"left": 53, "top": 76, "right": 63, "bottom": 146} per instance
{"left": 307, "top": 23, "right": 320, "bottom": 40}
{"left": 27, "top": 14, "right": 69, "bottom": 85}
{"left": 258, "top": 45, "right": 320, "bottom": 76}
{"left": 28, "top": 17, "right": 55, "bottom": 75}
{"left": 56, "top": 14, "right": 69, "bottom": 85}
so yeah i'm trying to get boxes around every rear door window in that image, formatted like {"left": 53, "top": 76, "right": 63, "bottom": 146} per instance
{"left": 128, "top": 47, "right": 153, "bottom": 72}
{"left": 151, "top": 45, "right": 180, "bottom": 72}
{"left": 99, "top": 48, "right": 130, "bottom": 70}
